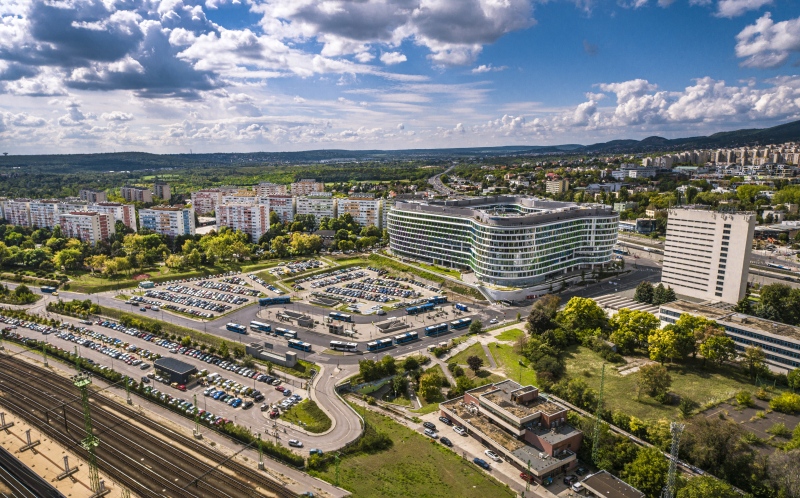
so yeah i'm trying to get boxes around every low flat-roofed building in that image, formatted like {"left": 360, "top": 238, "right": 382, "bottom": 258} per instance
{"left": 440, "top": 380, "right": 581, "bottom": 483}
{"left": 581, "top": 470, "right": 645, "bottom": 498}
{"left": 154, "top": 357, "right": 198, "bottom": 385}
{"left": 659, "top": 300, "right": 800, "bottom": 372}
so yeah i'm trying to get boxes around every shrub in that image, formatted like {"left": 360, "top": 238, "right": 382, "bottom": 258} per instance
{"left": 736, "top": 390, "right": 755, "bottom": 408}
{"left": 766, "top": 422, "right": 791, "bottom": 437}
{"left": 769, "top": 392, "right": 800, "bottom": 414}
{"left": 755, "top": 388, "right": 771, "bottom": 401}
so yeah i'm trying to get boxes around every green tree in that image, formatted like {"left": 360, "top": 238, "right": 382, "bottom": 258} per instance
{"left": 53, "top": 248, "right": 83, "bottom": 270}
{"left": 391, "top": 375, "right": 408, "bottom": 398}
{"left": 733, "top": 297, "right": 752, "bottom": 314}
{"left": 788, "top": 368, "right": 800, "bottom": 392}
{"left": 652, "top": 283, "right": 668, "bottom": 306}
{"left": 610, "top": 308, "right": 660, "bottom": 354}
{"left": 468, "top": 320, "right": 483, "bottom": 335}
{"left": 648, "top": 327, "right": 679, "bottom": 364}
{"left": 418, "top": 370, "right": 442, "bottom": 401}
{"left": 636, "top": 363, "right": 672, "bottom": 402}
{"left": 677, "top": 476, "right": 739, "bottom": 498}
{"left": 557, "top": 297, "right": 608, "bottom": 335}
{"left": 698, "top": 335, "right": 736, "bottom": 366}
{"left": 634, "top": 281, "right": 654, "bottom": 304}
{"left": 380, "top": 355, "right": 397, "bottom": 376}
{"left": 219, "top": 341, "right": 229, "bottom": 359}
{"left": 402, "top": 356, "right": 420, "bottom": 371}
{"left": 466, "top": 355, "right": 483, "bottom": 373}
{"left": 621, "top": 446, "right": 669, "bottom": 498}
{"left": 741, "top": 346, "right": 768, "bottom": 379}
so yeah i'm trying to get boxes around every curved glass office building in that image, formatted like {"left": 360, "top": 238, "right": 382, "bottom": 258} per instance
{"left": 387, "top": 196, "right": 618, "bottom": 288}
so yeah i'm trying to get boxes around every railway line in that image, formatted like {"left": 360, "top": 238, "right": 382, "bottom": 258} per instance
{"left": 0, "top": 354, "right": 296, "bottom": 498}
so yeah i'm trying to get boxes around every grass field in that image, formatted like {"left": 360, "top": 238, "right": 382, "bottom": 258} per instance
{"left": 563, "top": 345, "right": 763, "bottom": 421}
{"left": 281, "top": 400, "right": 332, "bottom": 433}
{"left": 417, "top": 262, "right": 462, "bottom": 280}
{"left": 311, "top": 407, "right": 515, "bottom": 498}
{"left": 487, "top": 342, "right": 538, "bottom": 386}
{"left": 449, "top": 343, "right": 490, "bottom": 367}
{"left": 495, "top": 328, "right": 524, "bottom": 342}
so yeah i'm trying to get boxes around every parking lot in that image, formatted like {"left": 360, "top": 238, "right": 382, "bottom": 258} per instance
{"left": 126, "top": 271, "right": 265, "bottom": 320}
{"left": 0, "top": 312, "right": 308, "bottom": 438}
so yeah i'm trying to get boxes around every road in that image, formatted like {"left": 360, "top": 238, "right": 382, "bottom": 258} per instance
{"left": 428, "top": 164, "right": 456, "bottom": 196}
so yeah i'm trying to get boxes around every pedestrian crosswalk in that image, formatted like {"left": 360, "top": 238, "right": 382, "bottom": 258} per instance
{"left": 592, "top": 294, "right": 659, "bottom": 315}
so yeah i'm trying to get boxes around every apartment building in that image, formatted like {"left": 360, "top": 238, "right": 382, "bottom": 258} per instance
{"left": 440, "top": 380, "right": 582, "bottom": 483}
{"left": 56, "top": 211, "right": 114, "bottom": 245}
{"left": 121, "top": 186, "right": 153, "bottom": 203}
{"left": 337, "top": 195, "right": 382, "bottom": 228}
{"left": 153, "top": 181, "right": 171, "bottom": 201}
{"left": 215, "top": 203, "right": 270, "bottom": 242}
{"left": 387, "top": 196, "right": 617, "bottom": 288}
{"left": 291, "top": 179, "right": 325, "bottom": 196}
{"left": 544, "top": 179, "right": 569, "bottom": 195}
{"left": 661, "top": 209, "right": 755, "bottom": 304}
{"left": 255, "top": 182, "right": 288, "bottom": 197}
{"left": 2, "top": 199, "right": 31, "bottom": 227}
{"left": 221, "top": 190, "right": 262, "bottom": 205}
{"left": 139, "top": 206, "right": 195, "bottom": 237}
{"left": 190, "top": 189, "right": 223, "bottom": 216}
{"left": 29, "top": 200, "right": 62, "bottom": 229}
{"left": 79, "top": 189, "right": 107, "bottom": 203}
{"left": 87, "top": 202, "right": 137, "bottom": 232}
{"left": 296, "top": 193, "right": 335, "bottom": 220}
{"left": 659, "top": 300, "right": 800, "bottom": 372}
{"left": 267, "top": 195, "right": 295, "bottom": 223}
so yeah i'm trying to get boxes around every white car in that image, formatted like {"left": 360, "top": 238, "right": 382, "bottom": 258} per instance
{"left": 288, "top": 439, "right": 303, "bottom": 448}
{"left": 453, "top": 426, "right": 467, "bottom": 436}
{"left": 484, "top": 450, "right": 501, "bottom": 462}
{"left": 489, "top": 318, "right": 498, "bottom": 324}
{"left": 424, "top": 428, "right": 439, "bottom": 439}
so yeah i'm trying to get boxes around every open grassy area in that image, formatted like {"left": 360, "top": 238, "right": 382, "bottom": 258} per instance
{"left": 449, "top": 342, "right": 490, "bottom": 367}
{"left": 495, "top": 328, "right": 524, "bottom": 342}
{"left": 417, "top": 262, "right": 462, "bottom": 280}
{"left": 281, "top": 400, "right": 332, "bottom": 433}
{"left": 487, "top": 342, "right": 538, "bottom": 386}
{"left": 411, "top": 364, "right": 446, "bottom": 414}
{"left": 310, "top": 406, "right": 515, "bottom": 498}
{"left": 563, "top": 345, "right": 764, "bottom": 421}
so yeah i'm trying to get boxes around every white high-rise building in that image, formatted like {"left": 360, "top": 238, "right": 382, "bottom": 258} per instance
{"left": 87, "top": 202, "right": 138, "bottom": 232}
{"left": 2, "top": 199, "right": 32, "bottom": 227}
{"left": 56, "top": 212, "right": 114, "bottom": 245}
{"left": 216, "top": 203, "right": 270, "bottom": 242}
{"left": 139, "top": 206, "right": 195, "bottom": 237}
{"left": 291, "top": 179, "right": 325, "bottom": 196}
{"left": 661, "top": 209, "right": 755, "bottom": 304}
{"left": 267, "top": 195, "right": 294, "bottom": 223}
{"left": 296, "top": 193, "right": 335, "bottom": 220}
{"left": 28, "top": 200, "right": 62, "bottom": 229}
{"left": 337, "top": 195, "right": 382, "bottom": 228}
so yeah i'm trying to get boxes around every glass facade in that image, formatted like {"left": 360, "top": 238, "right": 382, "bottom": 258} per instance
{"left": 387, "top": 198, "right": 618, "bottom": 287}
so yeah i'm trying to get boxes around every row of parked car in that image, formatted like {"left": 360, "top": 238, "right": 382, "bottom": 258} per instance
{"left": 0, "top": 315, "right": 59, "bottom": 335}
{"left": 323, "top": 285, "right": 392, "bottom": 303}
{"left": 303, "top": 267, "right": 367, "bottom": 288}
{"left": 141, "top": 385, "right": 229, "bottom": 427}
{"left": 144, "top": 289, "right": 233, "bottom": 314}
{"left": 247, "top": 273, "right": 285, "bottom": 295}
{"left": 152, "top": 271, "right": 243, "bottom": 288}
{"left": 165, "top": 284, "right": 250, "bottom": 305}
{"left": 346, "top": 279, "right": 416, "bottom": 298}
{"left": 196, "top": 279, "right": 261, "bottom": 298}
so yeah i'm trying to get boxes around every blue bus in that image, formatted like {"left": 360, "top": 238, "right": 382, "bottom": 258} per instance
{"left": 425, "top": 322, "right": 449, "bottom": 337}
{"left": 259, "top": 296, "right": 291, "bottom": 306}
{"left": 366, "top": 338, "right": 393, "bottom": 352}
{"left": 249, "top": 321, "right": 272, "bottom": 333}
{"left": 450, "top": 317, "right": 472, "bottom": 330}
{"left": 275, "top": 327, "right": 298, "bottom": 339}
{"left": 288, "top": 339, "right": 312, "bottom": 352}
{"left": 226, "top": 323, "right": 247, "bottom": 334}
{"left": 406, "top": 302, "right": 435, "bottom": 315}
{"left": 455, "top": 303, "right": 469, "bottom": 312}
{"left": 613, "top": 248, "right": 630, "bottom": 256}
{"left": 394, "top": 331, "right": 419, "bottom": 345}
{"left": 329, "top": 312, "right": 353, "bottom": 323}
{"left": 428, "top": 295, "right": 447, "bottom": 305}
{"left": 330, "top": 340, "right": 358, "bottom": 352}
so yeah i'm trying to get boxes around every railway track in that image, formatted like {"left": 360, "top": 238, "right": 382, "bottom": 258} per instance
{"left": 0, "top": 354, "right": 296, "bottom": 498}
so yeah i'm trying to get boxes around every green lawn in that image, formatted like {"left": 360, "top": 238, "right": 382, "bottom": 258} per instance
{"left": 281, "top": 400, "right": 332, "bottom": 433}
{"left": 563, "top": 345, "right": 761, "bottom": 421}
{"left": 311, "top": 407, "right": 515, "bottom": 498}
{"left": 417, "top": 262, "right": 461, "bottom": 280}
{"left": 412, "top": 364, "right": 446, "bottom": 414}
{"left": 487, "top": 342, "right": 538, "bottom": 386}
{"left": 495, "top": 328, "right": 524, "bottom": 342}
{"left": 449, "top": 343, "right": 490, "bottom": 367}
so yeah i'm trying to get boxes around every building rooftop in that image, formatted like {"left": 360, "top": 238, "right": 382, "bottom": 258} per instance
{"left": 581, "top": 471, "right": 645, "bottom": 498}
{"left": 661, "top": 300, "right": 800, "bottom": 342}
{"left": 481, "top": 381, "right": 565, "bottom": 418}
{"left": 154, "top": 357, "right": 197, "bottom": 375}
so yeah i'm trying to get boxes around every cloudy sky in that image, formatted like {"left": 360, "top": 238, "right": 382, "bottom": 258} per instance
{"left": 1, "top": 0, "right": 800, "bottom": 154}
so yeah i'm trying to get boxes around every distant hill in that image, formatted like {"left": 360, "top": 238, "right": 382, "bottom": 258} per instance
{"left": 2, "top": 120, "right": 799, "bottom": 172}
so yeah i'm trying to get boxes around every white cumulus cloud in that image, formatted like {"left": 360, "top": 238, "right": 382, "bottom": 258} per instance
{"left": 380, "top": 51, "right": 407, "bottom": 65}
{"left": 736, "top": 13, "right": 800, "bottom": 68}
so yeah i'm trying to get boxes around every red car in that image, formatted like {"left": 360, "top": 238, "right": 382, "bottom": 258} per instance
{"left": 275, "top": 386, "right": 285, "bottom": 392}
{"left": 177, "top": 384, "right": 187, "bottom": 391}
{"left": 269, "top": 410, "right": 279, "bottom": 418}
{"left": 520, "top": 472, "right": 534, "bottom": 483}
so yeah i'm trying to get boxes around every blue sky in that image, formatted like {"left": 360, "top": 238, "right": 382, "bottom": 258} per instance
{"left": 1, "top": 0, "right": 800, "bottom": 153}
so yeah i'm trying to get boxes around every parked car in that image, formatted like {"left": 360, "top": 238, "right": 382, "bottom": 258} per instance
{"left": 422, "top": 421, "right": 436, "bottom": 431}
{"left": 309, "top": 449, "right": 323, "bottom": 456}
{"left": 440, "top": 437, "right": 453, "bottom": 447}
{"left": 484, "top": 450, "right": 501, "bottom": 462}
{"left": 288, "top": 439, "right": 303, "bottom": 448}
{"left": 473, "top": 458, "right": 490, "bottom": 470}
{"left": 571, "top": 483, "right": 584, "bottom": 493}
{"left": 453, "top": 426, "right": 467, "bottom": 436}
{"left": 438, "top": 416, "right": 452, "bottom": 425}
{"left": 423, "top": 428, "right": 438, "bottom": 439}
{"left": 564, "top": 475, "right": 577, "bottom": 485}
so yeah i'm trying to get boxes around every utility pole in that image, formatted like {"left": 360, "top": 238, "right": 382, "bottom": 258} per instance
{"left": 335, "top": 452, "right": 341, "bottom": 487}
{"left": 257, "top": 433, "right": 264, "bottom": 470}
{"left": 661, "top": 422, "right": 685, "bottom": 498}
{"left": 42, "top": 342, "right": 48, "bottom": 367}
{"left": 72, "top": 372, "right": 103, "bottom": 495}
{"left": 592, "top": 362, "right": 606, "bottom": 464}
